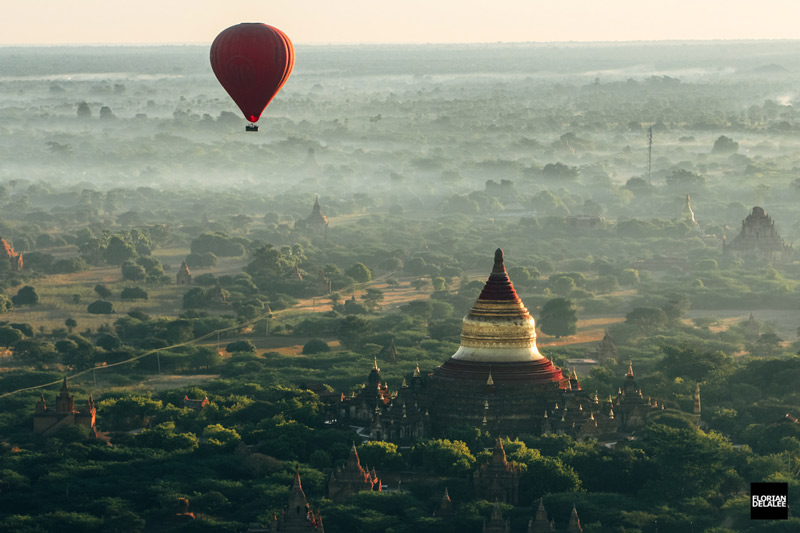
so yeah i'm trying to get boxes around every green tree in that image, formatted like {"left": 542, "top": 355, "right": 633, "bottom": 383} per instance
{"left": 508, "top": 266, "right": 533, "bottom": 286}
{"left": 104, "top": 236, "right": 136, "bottom": 265}
{"left": 94, "top": 283, "right": 112, "bottom": 300}
{"left": 403, "top": 300, "right": 433, "bottom": 320}
{"left": 136, "top": 421, "right": 199, "bottom": 452}
{"left": 538, "top": 298, "right": 578, "bottom": 338}
{"left": 337, "top": 315, "right": 372, "bottom": 351}
{"left": 64, "top": 317, "right": 77, "bottom": 333}
{"left": 186, "top": 251, "right": 218, "bottom": 268}
{"left": 97, "top": 395, "right": 163, "bottom": 430}
{"left": 414, "top": 439, "right": 476, "bottom": 476}
{"left": 77, "top": 101, "right": 91, "bottom": 118}
{"left": 226, "top": 340, "right": 256, "bottom": 353}
{"left": 120, "top": 287, "right": 148, "bottom": 300}
{"left": 11, "top": 286, "right": 38, "bottom": 306}
{"left": 712, "top": 135, "right": 739, "bottom": 154}
{"left": 302, "top": 338, "right": 330, "bottom": 354}
{"left": 541, "top": 162, "right": 579, "bottom": 180}
{"left": 13, "top": 339, "right": 56, "bottom": 362}
{"left": 0, "top": 293, "right": 11, "bottom": 313}
{"left": 363, "top": 288, "right": 385, "bottom": 311}
{"left": 0, "top": 326, "right": 23, "bottom": 347}
{"left": 88, "top": 300, "right": 114, "bottom": 314}
{"left": 625, "top": 306, "right": 668, "bottom": 331}
{"left": 618, "top": 268, "right": 639, "bottom": 286}
{"left": 660, "top": 344, "right": 733, "bottom": 381}
{"left": 121, "top": 261, "right": 146, "bottom": 282}
{"left": 358, "top": 441, "right": 404, "bottom": 469}
{"left": 192, "top": 233, "right": 246, "bottom": 257}
{"left": 202, "top": 424, "right": 241, "bottom": 450}
{"left": 346, "top": 262, "right": 373, "bottom": 283}
{"left": 96, "top": 332, "right": 122, "bottom": 351}
{"left": 635, "top": 423, "right": 741, "bottom": 501}
{"left": 662, "top": 293, "right": 691, "bottom": 321}
{"left": 754, "top": 333, "right": 784, "bottom": 357}
{"left": 163, "top": 319, "right": 194, "bottom": 345}
{"left": 550, "top": 275, "right": 576, "bottom": 296}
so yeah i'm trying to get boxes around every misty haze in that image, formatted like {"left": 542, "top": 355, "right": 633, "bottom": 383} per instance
{"left": 1, "top": 40, "right": 799, "bottom": 532}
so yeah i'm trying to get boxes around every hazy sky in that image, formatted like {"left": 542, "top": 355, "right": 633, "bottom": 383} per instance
{"left": 3, "top": 0, "right": 800, "bottom": 45}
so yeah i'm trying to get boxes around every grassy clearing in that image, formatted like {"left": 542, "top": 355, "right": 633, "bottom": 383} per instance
{"left": 537, "top": 316, "right": 625, "bottom": 349}
{"left": 2, "top": 251, "right": 256, "bottom": 334}
{"left": 686, "top": 309, "right": 800, "bottom": 341}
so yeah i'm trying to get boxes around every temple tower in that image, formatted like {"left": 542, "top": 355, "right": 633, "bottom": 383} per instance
{"left": 433, "top": 488, "right": 455, "bottom": 517}
{"left": 724, "top": 206, "right": 793, "bottom": 262}
{"left": 528, "top": 498, "right": 553, "bottom": 533}
{"left": 424, "top": 249, "right": 569, "bottom": 437}
{"left": 566, "top": 504, "right": 583, "bottom": 533}
{"left": 176, "top": 260, "right": 192, "bottom": 285}
{"left": 474, "top": 438, "right": 520, "bottom": 504}
{"left": 483, "top": 501, "right": 511, "bottom": 533}
{"left": 328, "top": 443, "right": 381, "bottom": 501}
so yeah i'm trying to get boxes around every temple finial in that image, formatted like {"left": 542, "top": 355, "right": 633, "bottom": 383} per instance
{"left": 492, "top": 248, "right": 505, "bottom": 273}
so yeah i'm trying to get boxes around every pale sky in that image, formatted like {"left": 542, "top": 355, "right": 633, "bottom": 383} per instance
{"left": 2, "top": 0, "right": 799, "bottom": 45}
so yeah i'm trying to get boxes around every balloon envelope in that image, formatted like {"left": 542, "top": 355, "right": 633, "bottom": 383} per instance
{"left": 210, "top": 23, "right": 294, "bottom": 124}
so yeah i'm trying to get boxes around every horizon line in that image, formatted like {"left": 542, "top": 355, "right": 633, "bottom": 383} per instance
{"left": 2, "top": 38, "right": 800, "bottom": 48}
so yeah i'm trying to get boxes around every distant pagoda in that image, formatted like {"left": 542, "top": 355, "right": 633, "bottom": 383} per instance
{"left": 327, "top": 443, "right": 381, "bottom": 501}
{"left": 176, "top": 260, "right": 192, "bottom": 285}
{"left": 295, "top": 196, "right": 329, "bottom": 237}
{"left": 249, "top": 468, "right": 324, "bottom": 532}
{"left": 723, "top": 206, "right": 793, "bottom": 262}
{"left": 34, "top": 378, "right": 95, "bottom": 436}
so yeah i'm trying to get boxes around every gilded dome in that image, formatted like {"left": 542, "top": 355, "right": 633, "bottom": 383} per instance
{"left": 451, "top": 249, "right": 544, "bottom": 362}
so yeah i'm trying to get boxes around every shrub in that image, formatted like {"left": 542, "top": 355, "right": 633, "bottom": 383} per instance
{"left": 87, "top": 300, "right": 114, "bottom": 314}
{"left": 226, "top": 340, "right": 256, "bottom": 353}
{"left": 121, "top": 287, "right": 149, "bottom": 300}
{"left": 302, "top": 338, "right": 330, "bottom": 354}
{"left": 11, "top": 286, "right": 38, "bottom": 306}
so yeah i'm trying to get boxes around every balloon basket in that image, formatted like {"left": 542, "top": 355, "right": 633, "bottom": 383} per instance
{"left": 246, "top": 124, "right": 259, "bottom": 132}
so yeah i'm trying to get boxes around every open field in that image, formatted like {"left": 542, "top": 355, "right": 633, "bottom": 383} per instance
{"left": 2, "top": 253, "right": 250, "bottom": 333}
{"left": 686, "top": 309, "right": 800, "bottom": 342}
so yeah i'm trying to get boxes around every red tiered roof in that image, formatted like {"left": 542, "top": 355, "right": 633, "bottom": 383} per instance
{"left": 477, "top": 248, "right": 519, "bottom": 301}
{"left": 435, "top": 358, "right": 566, "bottom": 385}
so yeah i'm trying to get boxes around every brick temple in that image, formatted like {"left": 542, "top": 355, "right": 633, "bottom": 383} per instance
{"left": 337, "top": 249, "right": 662, "bottom": 443}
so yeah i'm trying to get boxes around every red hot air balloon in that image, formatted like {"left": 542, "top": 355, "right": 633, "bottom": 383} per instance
{"left": 210, "top": 23, "right": 294, "bottom": 132}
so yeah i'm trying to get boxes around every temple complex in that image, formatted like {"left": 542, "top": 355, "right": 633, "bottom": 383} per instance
{"left": 723, "top": 206, "right": 793, "bottom": 262}
{"left": 0, "top": 236, "right": 23, "bottom": 272}
{"left": 33, "top": 378, "right": 96, "bottom": 436}
{"left": 527, "top": 500, "right": 583, "bottom": 533}
{"left": 338, "top": 249, "right": 662, "bottom": 442}
{"left": 327, "top": 443, "right": 381, "bottom": 501}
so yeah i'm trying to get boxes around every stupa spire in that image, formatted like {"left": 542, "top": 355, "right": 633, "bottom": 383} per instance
{"left": 452, "top": 249, "right": 544, "bottom": 362}
{"left": 478, "top": 248, "right": 519, "bottom": 301}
